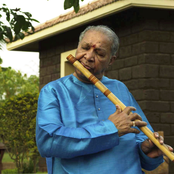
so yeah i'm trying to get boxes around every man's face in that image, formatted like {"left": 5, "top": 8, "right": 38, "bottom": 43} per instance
{"left": 74, "top": 30, "right": 115, "bottom": 82}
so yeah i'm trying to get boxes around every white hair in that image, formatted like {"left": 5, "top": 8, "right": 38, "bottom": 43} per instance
{"left": 79, "top": 25, "right": 119, "bottom": 57}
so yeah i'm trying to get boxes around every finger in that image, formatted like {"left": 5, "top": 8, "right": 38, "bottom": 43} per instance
{"left": 132, "top": 120, "right": 147, "bottom": 127}
{"left": 129, "top": 113, "right": 142, "bottom": 121}
{"left": 166, "top": 145, "right": 173, "bottom": 152}
{"left": 129, "top": 128, "right": 140, "bottom": 134}
{"left": 115, "top": 105, "right": 122, "bottom": 114}
{"left": 123, "top": 106, "right": 136, "bottom": 115}
{"left": 154, "top": 132, "right": 164, "bottom": 144}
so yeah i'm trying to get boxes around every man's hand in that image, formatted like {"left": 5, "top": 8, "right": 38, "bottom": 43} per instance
{"left": 108, "top": 105, "right": 147, "bottom": 137}
{"left": 141, "top": 132, "right": 173, "bottom": 158}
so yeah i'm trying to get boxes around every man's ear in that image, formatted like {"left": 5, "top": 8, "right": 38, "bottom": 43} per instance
{"left": 109, "top": 55, "right": 117, "bottom": 66}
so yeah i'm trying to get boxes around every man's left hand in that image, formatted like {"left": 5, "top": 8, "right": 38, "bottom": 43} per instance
{"left": 141, "top": 132, "right": 173, "bottom": 158}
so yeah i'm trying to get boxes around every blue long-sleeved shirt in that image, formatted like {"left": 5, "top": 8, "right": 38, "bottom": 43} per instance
{"left": 36, "top": 74, "right": 163, "bottom": 174}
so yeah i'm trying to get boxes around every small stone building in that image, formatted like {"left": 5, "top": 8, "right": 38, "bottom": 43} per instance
{"left": 7, "top": 0, "right": 174, "bottom": 173}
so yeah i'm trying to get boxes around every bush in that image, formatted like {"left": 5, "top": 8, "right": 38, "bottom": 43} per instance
{"left": 2, "top": 168, "right": 18, "bottom": 174}
{"left": 22, "top": 159, "right": 35, "bottom": 173}
{"left": 0, "top": 92, "right": 40, "bottom": 173}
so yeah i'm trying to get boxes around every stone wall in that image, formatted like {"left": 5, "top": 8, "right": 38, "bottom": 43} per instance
{"left": 39, "top": 8, "right": 174, "bottom": 173}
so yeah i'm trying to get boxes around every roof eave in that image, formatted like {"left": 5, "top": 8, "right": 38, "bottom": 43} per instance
{"left": 6, "top": 0, "right": 174, "bottom": 51}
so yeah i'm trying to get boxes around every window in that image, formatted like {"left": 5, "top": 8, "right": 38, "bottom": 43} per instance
{"left": 60, "top": 49, "right": 76, "bottom": 77}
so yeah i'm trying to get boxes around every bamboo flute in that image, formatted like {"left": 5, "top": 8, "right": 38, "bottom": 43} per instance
{"left": 66, "top": 54, "right": 174, "bottom": 162}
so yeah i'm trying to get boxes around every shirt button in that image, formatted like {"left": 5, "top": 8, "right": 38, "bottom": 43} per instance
{"left": 96, "top": 95, "right": 98, "bottom": 98}
{"left": 98, "top": 108, "right": 100, "bottom": 111}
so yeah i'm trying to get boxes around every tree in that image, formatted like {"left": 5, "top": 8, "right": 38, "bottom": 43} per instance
{"left": 0, "top": 58, "right": 39, "bottom": 102}
{"left": 0, "top": 92, "right": 39, "bottom": 173}
{"left": 0, "top": 4, "right": 38, "bottom": 50}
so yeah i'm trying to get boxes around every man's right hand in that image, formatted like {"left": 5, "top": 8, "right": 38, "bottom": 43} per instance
{"left": 108, "top": 105, "right": 147, "bottom": 137}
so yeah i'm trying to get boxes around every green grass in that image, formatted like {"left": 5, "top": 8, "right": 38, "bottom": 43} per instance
{"left": 2, "top": 153, "right": 48, "bottom": 174}
{"left": 2, "top": 152, "right": 14, "bottom": 163}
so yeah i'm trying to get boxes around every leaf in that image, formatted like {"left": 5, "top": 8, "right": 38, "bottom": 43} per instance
{"left": 64, "top": 0, "right": 73, "bottom": 10}
{"left": 6, "top": 27, "right": 13, "bottom": 41}
{"left": 30, "top": 18, "right": 39, "bottom": 23}
{"left": 18, "top": 32, "right": 25, "bottom": 40}
{"left": 14, "top": 15, "right": 25, "bottom": 34}
{"left": 6, "top": 11, "right": 10, "bottom": 22}
{"left": 73, "top": 0, "right": 80, "bottom": 13}
{"left": 23, "top": 12, "right": 32, "bottom": 18}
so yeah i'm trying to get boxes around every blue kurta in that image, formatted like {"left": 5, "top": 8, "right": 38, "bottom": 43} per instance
{"left": 36, "top": 74, "right": 163, "bottom": 174}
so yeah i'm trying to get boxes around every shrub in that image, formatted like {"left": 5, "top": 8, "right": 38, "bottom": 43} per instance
{"left": 0, "top": 92, "right": 40, "bottom": 173}
{"left": 2, "top": 168, "right": 18, "bottom": 174}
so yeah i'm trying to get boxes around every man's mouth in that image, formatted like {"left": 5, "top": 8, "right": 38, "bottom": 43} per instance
{"left": 80, "top": 62, "right": 92, "bottom": 70}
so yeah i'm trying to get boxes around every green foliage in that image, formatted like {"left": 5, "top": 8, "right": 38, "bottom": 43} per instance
{"left": 0, "top": 92, "right": 40, "bottom": 173}
{"left": 0, "top": 4, "right": 39, "bottom": 44}
{"left": 2, "top": 168, "right": 18, "bottom": 174}
{"left": 0, "top": 66, "right": 39, "bottom": 101}
{"left": 22, "top": 159, "right": 36, "bottom": 173}
{"left": 64, "top": 0, "right": 84, "bottom": 13}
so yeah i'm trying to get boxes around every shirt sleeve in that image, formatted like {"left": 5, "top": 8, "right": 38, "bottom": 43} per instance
{"left": 129, "top": 93, "right": 163, "bottom": 170}
{"left": 36, "top": 84, "right": 119, "bottom": 159}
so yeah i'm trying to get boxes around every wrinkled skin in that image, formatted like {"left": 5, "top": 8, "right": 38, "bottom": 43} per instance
{"left": 74, "top": 30, "right": 173, "bottom": 158}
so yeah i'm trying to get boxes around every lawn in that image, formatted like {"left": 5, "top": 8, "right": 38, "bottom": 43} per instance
{"left": 2, "top": 153, "right": 47, "bottom": 174}
{"left": 2, "top": 152, "right": 14, "bottom": 163}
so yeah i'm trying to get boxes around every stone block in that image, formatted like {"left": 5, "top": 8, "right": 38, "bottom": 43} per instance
{"left": 171, "top": 32, "right": 174, "bottom": 42}
{"left": 144, "top": 112, "right": 160, "bottom": 123}
{"left": 119, "top": 45, "right": 132, "bottom": 58}
{"left": 52, "top": 73, "right": 60, "bottom": 81}
{"left": 138, "top": 101, "right": 170, "bottom": 112}
{"left": 159, "top": 43, "right": 174, "bottom": 54}
{"left": 56, "top": 44, "right": 64, "bottom": 54}
{"left": 143, "top": 42, "right": 158, "bottom": 53}
{"left": 138, "top": 78, "right": 169, "bottom": 89}
{"left": 138, "top": 54, "right": 170, "bottom": 65}
{"left": 171, "top": 55, "right": 174, "bottom": 65}
{"left": 132, "top": 43, "right": 143, "bottom": 55}
{"left": 52, "top": 55, "right": 60, "bottom": 65}
{"left": 47, "top": 65, "right": 56, "bottom": 75}
{"left": 119, "top": 67, "right": 131, "bottom": 80}
{"left": 171, "top": 102, "right": 174, "bottom": 112}
{"left": 164, "top": 136, "right": 174, "bottom": 151}
{"left": 151, "top": 123, "right": 170, "bottom": 136}
{"left": 139, "top": 30, "right": 171, "bottom": 42}
{"left": 171, "top": 124, "right": 174, "bottom": 135}
{"left": 161, "top": 113, "right": 174, "bottom": 123}
{"left": 160, "top": 20, "right": 174, "bottom": 31}
{"left": 40, "top": 49, "right": 47, "bottom": 59}
{"left": 47, "top": 47, "right": 56, "bottom": 58}
{"left": 124, "top": 79, "right": 139, "bottom": 90}
{"left": 132, "top": 42, "right": 158, "bottom": 55}
{"left": 160, "top": 66, "right": 174, "bottom": 78}
{"left": 40, "top": 67, "right": 48, "bottom": 77}
{"left": 131, "top": 19, "right": 158, "bottom": 33}
{"left": 160, "top": 90, "right": 174, "bottom": 101}
{"left": 105, "top": 70, "right": 118, "bottom": 80}
{"left": 118, "top": 27, "right": 131, "bottom": 37}
{"left": 111, "top": 59, "right": 125, "bottom": 70}
{"left": 120, "top": 33, "right": 139, "bottom": 46}
{"left": 43, "top": 75, "right": 52, "bottom": 84}
{"left": 124, "top": 56, "right": 137, "bottom": 67}
{"left": 132, "top": 89, "right": 159, "bottom": 101}
{"left": 132, "top": 65, "right": 159, "bottom": 78}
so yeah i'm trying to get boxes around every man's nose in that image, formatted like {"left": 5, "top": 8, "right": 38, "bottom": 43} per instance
{"left": 85, "top": 50, "right": 95, "bottom": 61}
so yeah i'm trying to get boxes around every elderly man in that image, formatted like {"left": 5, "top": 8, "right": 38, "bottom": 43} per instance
{"left": 36, "top": 25, "right": 172, "bottom": 174}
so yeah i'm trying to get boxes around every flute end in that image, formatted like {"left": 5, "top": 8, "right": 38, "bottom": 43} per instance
{"left": 66, "top": 54, "right": 76, "bottom": 64}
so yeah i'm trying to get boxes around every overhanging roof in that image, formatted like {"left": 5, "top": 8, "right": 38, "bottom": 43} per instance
{"left": 6, "top": 0, "right": 174, "bottom": 52}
